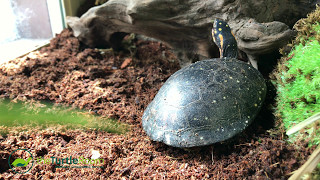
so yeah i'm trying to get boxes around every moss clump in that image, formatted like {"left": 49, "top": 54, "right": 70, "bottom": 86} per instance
{"left": 272, "top": 6, "right": 320, "bottom": 146}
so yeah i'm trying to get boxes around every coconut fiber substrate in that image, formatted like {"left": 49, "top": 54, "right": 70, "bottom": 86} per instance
{"left": 0, "top": 29, "right": 315, "bottom": 179}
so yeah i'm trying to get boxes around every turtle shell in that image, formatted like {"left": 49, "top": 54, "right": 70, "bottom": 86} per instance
{"left": 142, "top": 58, "right": 267, "bottom": 147}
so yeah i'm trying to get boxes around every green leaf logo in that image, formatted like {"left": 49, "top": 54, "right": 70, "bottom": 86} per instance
{"left": 11, "top": 157, "right": 32, "bottom": 167}
{"left": 8, "top": 149, "right": 34, "bottom": 174}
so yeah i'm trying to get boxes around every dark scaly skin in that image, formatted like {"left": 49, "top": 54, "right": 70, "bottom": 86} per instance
{"left": 212, "top": 19, "right": 238, "bottom": 59}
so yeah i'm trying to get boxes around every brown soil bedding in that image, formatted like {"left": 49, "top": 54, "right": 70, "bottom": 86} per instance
{"left": 0, "top": 29, "right": 315, "bottom": 179}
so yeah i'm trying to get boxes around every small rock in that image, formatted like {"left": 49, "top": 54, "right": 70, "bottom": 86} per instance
{"left": 91, "top": 149, "right": 101, "bottom": 159}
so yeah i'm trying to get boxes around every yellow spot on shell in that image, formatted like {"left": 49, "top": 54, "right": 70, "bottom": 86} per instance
{"left": 218, "top": 28, "right": 222, "bottom": 31}
{"left": 219, "top": 22, "right": 222, "bottom": 25}
{"left": 226, "top": 25, "right": 229, "bottom": 27}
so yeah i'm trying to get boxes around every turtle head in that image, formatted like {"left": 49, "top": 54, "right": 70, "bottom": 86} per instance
{"left": 212, "top": 19, "right": 238, "bottom": 58}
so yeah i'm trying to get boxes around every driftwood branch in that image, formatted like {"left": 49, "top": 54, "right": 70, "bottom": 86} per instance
{"left": 67, "top": 0, "right": 317, "bottom": 67}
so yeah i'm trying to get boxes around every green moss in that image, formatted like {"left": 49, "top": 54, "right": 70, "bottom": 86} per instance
{"left": 272, "top": 6, "right": 320, "bottom": 146}
{"left": 0, "top": 100, "right": 128, "bottom": 135}
{"left": 278, "top": 38, "right": 320, "bottom": 146}
{"left": 278, "top": 38, "right": 320, "bottom": 123}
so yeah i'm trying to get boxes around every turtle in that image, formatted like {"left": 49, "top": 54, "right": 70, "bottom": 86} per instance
{"left": 11, "top": 157, "right": 32, "bottom": 167}
{"left": 142, "top": 19, "right": 267, "bottom": 148}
